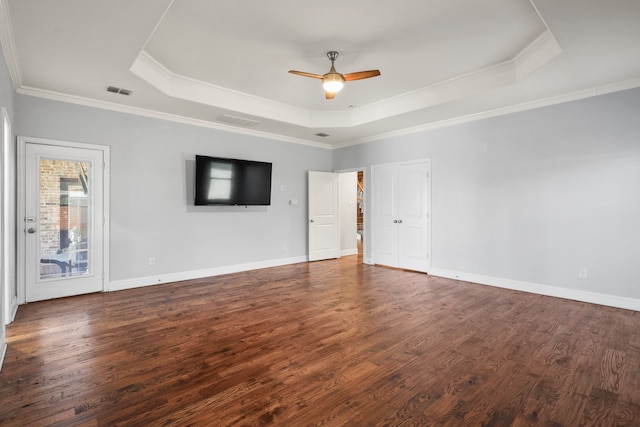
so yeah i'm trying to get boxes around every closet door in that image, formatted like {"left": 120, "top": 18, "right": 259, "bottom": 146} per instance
{"left": 373, "top": 161, "right": 430, "bottom": 273}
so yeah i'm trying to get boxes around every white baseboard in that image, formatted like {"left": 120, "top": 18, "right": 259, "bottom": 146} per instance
{"left": 3, "top": 296, "right": 17, "bottom": 326}
{"left": 107, "top": 255, "right": 308, "bottom": 292}
{"left": 8, "top": 297, "right": 18, "bottom": 324}
{"left": 0, "top": 342, "right": 6, "bottom": 373}
{"left": 340, "top": 248, "right": 358, "bottom": 256}
{"left": 430, "top": 268, "right": 640, "bottom": 312}
{"left": 108, "top": 261, "right": 640, "bottom": 312}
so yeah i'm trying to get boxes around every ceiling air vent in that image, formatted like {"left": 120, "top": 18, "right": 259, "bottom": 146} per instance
{"left": 106, "top": 86, "right": 132, "bottom": 96}
{"left": 218, "top": 114, "right": 261, "bottom": 127}
{"left": 315, "top": 132, "right": 330, "bottom": 138}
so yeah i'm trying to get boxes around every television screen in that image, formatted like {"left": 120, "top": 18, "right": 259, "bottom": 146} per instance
{"left": 194, "top": 155, "right": 272, "bottom": 206}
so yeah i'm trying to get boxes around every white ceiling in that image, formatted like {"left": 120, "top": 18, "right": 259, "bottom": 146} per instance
{"left": 2, "top": 0, "right": 639, "bottom": 148}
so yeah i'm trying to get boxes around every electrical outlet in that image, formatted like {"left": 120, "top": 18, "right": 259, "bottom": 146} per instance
{"left": 149, "top": 257, "right": 156, "bottom": 266}
{"left": 578, "top": 268, "right": 588, "bottom": 279}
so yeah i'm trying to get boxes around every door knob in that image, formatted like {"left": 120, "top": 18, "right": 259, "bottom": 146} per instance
{"left": 397, "top": 220, "right": 403, "bottom": 224}
{"left": 27, "top": 227, "right": 36, "bottom": 234}
{"left": 310, "top": 219, "right": 315, "bottom": 223}
{"left": 393, "top": 220, "right": 397, "bottom": 223}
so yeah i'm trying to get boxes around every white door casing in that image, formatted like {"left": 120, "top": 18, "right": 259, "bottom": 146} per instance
{"left": 2, "top": 108, "right": 16, "bottom": 326}
{"left": 308, "top": 171, "right": 340, "bottom": 261}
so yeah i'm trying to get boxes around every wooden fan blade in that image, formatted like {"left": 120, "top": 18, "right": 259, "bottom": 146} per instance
{"left": 325, "top": 91, "right": 336, "bottom": 100}
{"left": 288, "top": 70, "right": 324, "bottom": 79}
{"left": 343, "top": 70, "right": 381, "bottom": 81}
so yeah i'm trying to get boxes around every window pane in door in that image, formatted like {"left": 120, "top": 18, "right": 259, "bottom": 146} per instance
{"left": 39, "top": 159, "right": 91, "bottom": 280}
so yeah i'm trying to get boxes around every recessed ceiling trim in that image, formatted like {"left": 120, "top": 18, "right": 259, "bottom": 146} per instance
{"left": 132, "top": 29, "right": 560, "bottom": 131}
{"left": 513, "top": 30, "right": 562, "bottom": 80}
{"left": 351, "top": 29, "right": 561, "bottom": 126}
{"left": 130, "top": 51, "right": 313, "bottom": 127}
{"left": 352, "top": 59, "right": 519, "bottom": 125}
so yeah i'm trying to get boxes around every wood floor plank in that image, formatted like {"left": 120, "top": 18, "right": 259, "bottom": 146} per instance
{"left": 2, "top": 254, "right": 640, "bottom": 426}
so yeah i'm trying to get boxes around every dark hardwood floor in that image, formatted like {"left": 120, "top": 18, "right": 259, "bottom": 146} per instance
{"left": 1, "top": 254, "right": 639, "bottom": 426}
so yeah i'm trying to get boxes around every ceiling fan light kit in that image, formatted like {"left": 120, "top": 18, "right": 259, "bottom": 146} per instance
{"left": 322, "top": 73, "right": 344, "bottom": 93}
{"left": 289, "top": 51, "right": 380, "bottom": 100}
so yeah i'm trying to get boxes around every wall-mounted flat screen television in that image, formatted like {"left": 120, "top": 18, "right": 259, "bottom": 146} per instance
{"left": 194, "top": 155, "right": 272, "bottom": 206}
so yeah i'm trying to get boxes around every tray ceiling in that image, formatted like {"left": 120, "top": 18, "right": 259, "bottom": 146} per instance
{"left": 3, "top": 0, "right": 640, "bottom": 147}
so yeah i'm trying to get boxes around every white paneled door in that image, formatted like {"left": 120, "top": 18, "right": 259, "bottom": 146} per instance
{"left": 372, "top": 165, "right": 398, "bottom": 267}
{"left": 24, "top": 142, "right": 106, "bottom": 302}
{"left": 373, "top": 161, "right": 430, "bottom": 272}
{"left": 308, "top": 171, "right": 340, "bottom": 261}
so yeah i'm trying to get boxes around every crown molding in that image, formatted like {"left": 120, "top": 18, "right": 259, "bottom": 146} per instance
{"left": 15, "top": 75, "right": 640, "bottom": 151}
{"left": 0, "top": 0, "right": 22, "bottom": 89}
{"left": 335, "top": 76, "right": 640, "bottom": 149}
{"left": 16, "top": 86, "right": 332, "bottom": 149}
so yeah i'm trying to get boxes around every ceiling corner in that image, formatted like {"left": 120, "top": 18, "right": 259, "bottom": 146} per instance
{"left": 0, "top": 0, "right": 22, "bottom": 89}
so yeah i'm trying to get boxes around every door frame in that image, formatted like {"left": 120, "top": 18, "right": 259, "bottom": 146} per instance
{"left": 2, "top": 108, "right": 16, "bottom": 324}
{"left": 370, "top": 159, "right": 431, "bottom": 273}
{"left": 335, "top": 167, "right": 370, "bottom": 265}
{"left": 17, "top": 136, "right": 110, "bottom": 304}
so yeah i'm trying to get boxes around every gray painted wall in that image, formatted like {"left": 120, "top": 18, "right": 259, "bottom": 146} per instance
{"left": 334, "top": 88, "right": 640, "bottom": 300}
{"left": 0, "top": 53, "right": 12, "bottom": 122}
{"left": 8, "top": 71, "right": 640, "bottom": 305}
{"left": 15, "top": 95, "right": 332, "bottom": 282}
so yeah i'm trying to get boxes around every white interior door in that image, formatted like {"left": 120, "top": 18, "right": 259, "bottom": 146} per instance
{"left": 24, "top": 142, "right": 105, "bottom": 302}
{"left": 308, "top": 171, "right": 339, "bottom": 261}
{"left": 372, "top": 165, "right": 398, "bottom": 267}
{"left": 397, "top": 162, "right": 430, "bottom": 272}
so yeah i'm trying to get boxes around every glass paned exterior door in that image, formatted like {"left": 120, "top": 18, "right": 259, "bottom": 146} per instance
{"left": 25, "top": 142, "right": 104, "bottom": 302}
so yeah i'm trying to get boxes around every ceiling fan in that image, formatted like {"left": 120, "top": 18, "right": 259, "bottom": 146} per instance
{"left": 289, "top": 51, "right": 381, "bottom": 99}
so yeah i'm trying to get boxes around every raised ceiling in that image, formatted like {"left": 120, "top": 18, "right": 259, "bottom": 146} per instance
{"left": 2, "top": 0, "right": 639, "bottom": 148}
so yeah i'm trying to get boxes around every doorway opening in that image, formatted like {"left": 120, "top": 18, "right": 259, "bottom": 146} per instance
{"left": 357, "top": 170, "right": 364, "bottom": 256}
{"left": 336, "top": 169, "right": 367, "bottom": 264}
